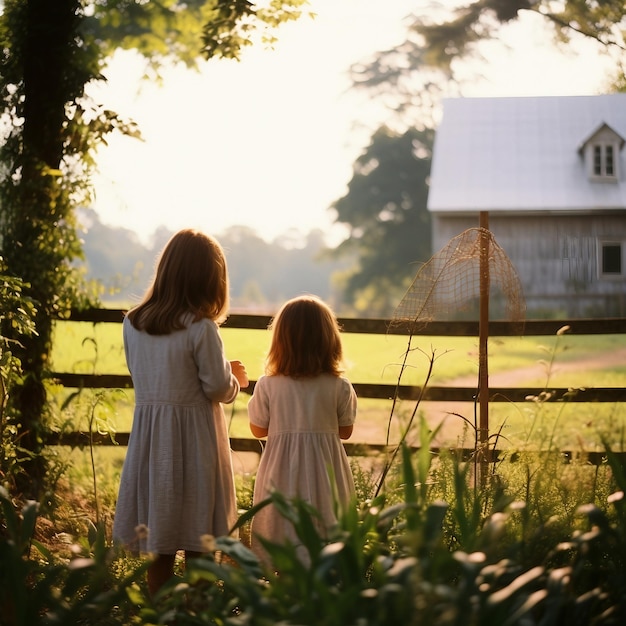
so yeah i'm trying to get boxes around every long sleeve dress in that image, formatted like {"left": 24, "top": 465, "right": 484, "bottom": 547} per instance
{"left": 248, "top": 374, "right": 357, "bottom": 563}
{"left": 113, "top": 315, "right": 239, "bottom": 555}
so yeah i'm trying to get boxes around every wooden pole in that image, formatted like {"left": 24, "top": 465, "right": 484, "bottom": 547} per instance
{"left": 479, "top": 212, "right": 490, "bottom": 484}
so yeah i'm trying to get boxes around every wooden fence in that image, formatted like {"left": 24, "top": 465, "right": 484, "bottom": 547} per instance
{"left": 47, "top": 309, "right": 626, "bottom": 463}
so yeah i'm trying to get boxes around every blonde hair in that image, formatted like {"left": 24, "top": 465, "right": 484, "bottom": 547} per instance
{"left": 127, "top": 229, "right": 229, "bottom": 335}
{"left": 265, "top": 295, "right": 343, "bottom": 378}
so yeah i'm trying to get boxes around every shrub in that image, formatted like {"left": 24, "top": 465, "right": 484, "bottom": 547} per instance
{"left": 0, "top": 486, "right": 149, "bottom": 625}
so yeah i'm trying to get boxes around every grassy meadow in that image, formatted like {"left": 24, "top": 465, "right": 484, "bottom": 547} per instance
{"left": 49, "top": 317, "right": 626, "bottom": 455}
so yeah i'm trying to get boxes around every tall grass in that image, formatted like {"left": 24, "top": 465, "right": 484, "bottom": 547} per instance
{"left": 4, "top": 426, "right": 626, "bottom": 624}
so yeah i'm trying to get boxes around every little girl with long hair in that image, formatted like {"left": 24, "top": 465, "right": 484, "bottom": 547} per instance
{"left": 113, "top": 229, "right": 248, "bottom": 595}
{"left": 248, "top": 294, "right": 357, "bottom": 566}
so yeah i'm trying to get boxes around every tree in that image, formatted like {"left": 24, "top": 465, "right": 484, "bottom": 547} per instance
{"left": 409, "top": 0, "right": 626, "bottom": 85}
{"left": 330, "top": 126, "right": 433, "bottom": 317}
{"left": 0, "top": 0, "right": 107, "bottom": 499}
{"left": 220, "top": 225, "right": 344, "bottom": 311}
{"left": 326, "top": 5, "right": 457, "bottom": 317}
{"left": 0, "top": 0, "right": 307, "bottom": 499}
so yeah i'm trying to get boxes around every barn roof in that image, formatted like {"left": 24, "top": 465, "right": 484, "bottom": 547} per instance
{"left": 427, "top": 94, "right": 626, "bottom": 213}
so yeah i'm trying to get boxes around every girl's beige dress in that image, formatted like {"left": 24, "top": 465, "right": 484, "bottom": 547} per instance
{"left": 113, "top": 315, "right": 239, "bottom": 554}
{"left": 248, "top": 374, "right": 357, "bottom": 562}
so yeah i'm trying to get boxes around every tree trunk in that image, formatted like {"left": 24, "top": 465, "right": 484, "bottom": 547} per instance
{"left": 2, "top": 0, "right": 82, "bottom": 500}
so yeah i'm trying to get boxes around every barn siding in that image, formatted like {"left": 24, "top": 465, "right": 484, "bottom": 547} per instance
{"left": 431, "top": 212, "right": 626, "bottom": 317}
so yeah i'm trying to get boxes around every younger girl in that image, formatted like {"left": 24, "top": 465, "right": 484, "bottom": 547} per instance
{"left": 113, "top": 229, "right": 248, "bottom": 595}
{"left": 248, "top": 294, "right": 357, "bottom": 566}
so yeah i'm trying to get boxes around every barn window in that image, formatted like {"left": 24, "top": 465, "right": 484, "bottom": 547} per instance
{"left": 580, "top": 123, "right": 623, "bottom": 182}
{"left": 599, "top": 241, "right": 623, "bottom": 277}
{"left": 593, "top": 144, "right": 615, "bottom": 178}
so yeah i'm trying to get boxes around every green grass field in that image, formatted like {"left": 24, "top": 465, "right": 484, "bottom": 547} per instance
{"left": 49, "top": 319, "right": 626, "bottom": 455}
{"left": 50, "top": 319, "right": 625, "bottom": 383}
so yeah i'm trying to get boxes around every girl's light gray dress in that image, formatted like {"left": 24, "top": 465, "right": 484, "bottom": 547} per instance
{"left": 113, "top": 315, "right": 239, "bottom": 554}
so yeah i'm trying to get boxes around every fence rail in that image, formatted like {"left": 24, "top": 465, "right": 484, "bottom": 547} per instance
{"left": 64, "top": 308, "right": 626, "bottom": 335}
{"left": 48, "top": 309, "right": 626, "bottom": 464}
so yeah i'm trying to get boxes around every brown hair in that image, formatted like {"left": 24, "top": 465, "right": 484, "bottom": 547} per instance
{"left": 126, "top": 229, "right": 229, "bottom": 334}
{"left": 265, "top": 295, "right": 343, "bottom": 377}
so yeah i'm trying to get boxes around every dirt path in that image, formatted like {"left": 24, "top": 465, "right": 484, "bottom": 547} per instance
{"left": 360, "top": 345, "right": 626, "bottom": 448}
{"left": 444, "top": 344, "right": 626, "bottom": 389}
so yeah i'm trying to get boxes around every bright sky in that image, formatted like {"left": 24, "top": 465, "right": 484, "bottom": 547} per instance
{"left": 89, "top": 0, "right": 617, "bottom": 247}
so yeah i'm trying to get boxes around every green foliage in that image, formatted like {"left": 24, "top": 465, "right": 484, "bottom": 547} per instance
{"left": 407, "top": 0, "right": 626, "bottom": 87}
{"left": 4, "top": 433, "right": 626, "bottom": 624}
{"left": 81, "top": 0, "right": 310, "bottom": 68}
{"left": 147, "top": 487, "right": 427, "bottom": 625}
{"left": 202, "top": 0, "right": 310, "bottom": 61}
{"left": 0, "top": 486, "right": 148, "bottom": 626}
{"left": 120, "top": 443, "right": 626, "bottom": 625}
{"left": 0, "top": 267, "right": 37, "bottom": 490}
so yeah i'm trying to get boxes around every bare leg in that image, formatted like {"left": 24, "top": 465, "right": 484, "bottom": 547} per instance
{"left": 147, "top": 553, "right": 176, "bottom": 596}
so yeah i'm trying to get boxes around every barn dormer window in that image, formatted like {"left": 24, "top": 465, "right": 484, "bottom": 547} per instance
{"left": 580, "top": 123, "right": 624, "bottom": 182}
{"left": 594, "top": 144, "right": 614, "bottom": 177}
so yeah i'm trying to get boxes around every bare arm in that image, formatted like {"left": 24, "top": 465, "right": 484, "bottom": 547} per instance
{"left": 250, "top": 423, "right": 268, "bottom": 438}
{"left": 339, "top": 424, "right": 353, "bottom": 440}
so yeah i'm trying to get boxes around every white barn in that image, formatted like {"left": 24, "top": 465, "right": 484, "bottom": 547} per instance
{"left": 427, "top": 94, "right": 626, "bottom": 318}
